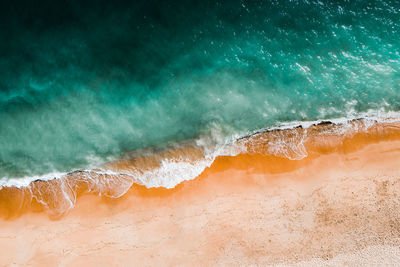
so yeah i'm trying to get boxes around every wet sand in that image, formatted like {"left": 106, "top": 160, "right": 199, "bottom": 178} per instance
{"left": 1, "top": 122, "right": 400, "bottom": 265}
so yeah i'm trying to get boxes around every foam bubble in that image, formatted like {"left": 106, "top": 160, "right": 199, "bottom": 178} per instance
{"left": 1, "top": 113, "right": 400, "bottom": 191}
{"left": 134, "top": 158, "right": 214, "bottom": 188}
{"left": 1, "top": 115, "right": 400, "bottom": 217}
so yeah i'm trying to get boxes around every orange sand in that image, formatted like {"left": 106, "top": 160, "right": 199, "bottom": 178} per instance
{"left": 1, "top": 121, "right": 400, "bottom": 265}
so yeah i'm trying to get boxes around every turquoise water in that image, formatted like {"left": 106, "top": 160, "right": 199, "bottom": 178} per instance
{"left": 0, "top": 0, "right": 400, "bottom": 180}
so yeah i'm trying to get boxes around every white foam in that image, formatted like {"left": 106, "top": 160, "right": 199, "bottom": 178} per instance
{"left": 0, "top": 171, "right": 70, "bottom": 188}
{"left": 249, "top": 109, "right": 400, "bottom": 135}
{"left": 266, "top": 130, "right": 308, "bottom": 160}
{"left": 1, "top": 112, "right": 399, "bottom": 217}
{"left": 1, "top": 111, "right": 400, "bottom": 191}
{"left": 134, "top": 158, "right": 214, "bottom": 188}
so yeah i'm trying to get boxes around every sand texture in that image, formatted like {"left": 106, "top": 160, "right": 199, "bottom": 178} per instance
{"left": 1, "top": 122, "right": 400, "bottom": 266}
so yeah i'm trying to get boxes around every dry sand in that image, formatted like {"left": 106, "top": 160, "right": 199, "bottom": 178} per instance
{"left": 1, "top": 124, "right": 400, "bottom": 266}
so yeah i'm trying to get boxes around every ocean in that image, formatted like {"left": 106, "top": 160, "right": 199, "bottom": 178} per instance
{"left": 1, "top": 0, "right": 399, "bottom": 188}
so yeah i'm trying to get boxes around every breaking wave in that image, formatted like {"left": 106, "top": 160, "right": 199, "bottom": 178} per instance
{"left": 1, "top": 113, "right": 400, "bottom": 218}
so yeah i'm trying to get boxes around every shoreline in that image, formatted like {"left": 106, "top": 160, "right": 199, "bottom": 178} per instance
{"left": 0, "top": 120, "right": 400, "bottom": 266}
{"left": 1, "top": 120, "right": 400, "bottom": 264}
{"left": 1, "top": 113, "right": 399, "bottom": 189}
{"left": 1, "top": 118, "right": 400, "bottom": 219}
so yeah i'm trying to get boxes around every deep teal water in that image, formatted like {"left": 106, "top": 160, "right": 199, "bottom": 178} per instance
{"left": 0, "top": 0, "right": 400, "bottom": 180}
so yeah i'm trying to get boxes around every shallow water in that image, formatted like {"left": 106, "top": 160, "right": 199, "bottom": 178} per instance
{"left": 1, "top": 119, "right": 399, "bottom": 218}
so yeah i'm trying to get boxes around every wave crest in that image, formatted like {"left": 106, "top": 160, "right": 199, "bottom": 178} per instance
{"left": 1, "top": 117, "right": 400, "bottom": 218}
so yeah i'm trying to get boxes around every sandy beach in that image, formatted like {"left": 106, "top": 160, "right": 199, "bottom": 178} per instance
{"left": 1, "top": 122, "right": 400, "bottom": 266}
{"left": 2, "top": 0, "right": 400, "bottom": 265}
